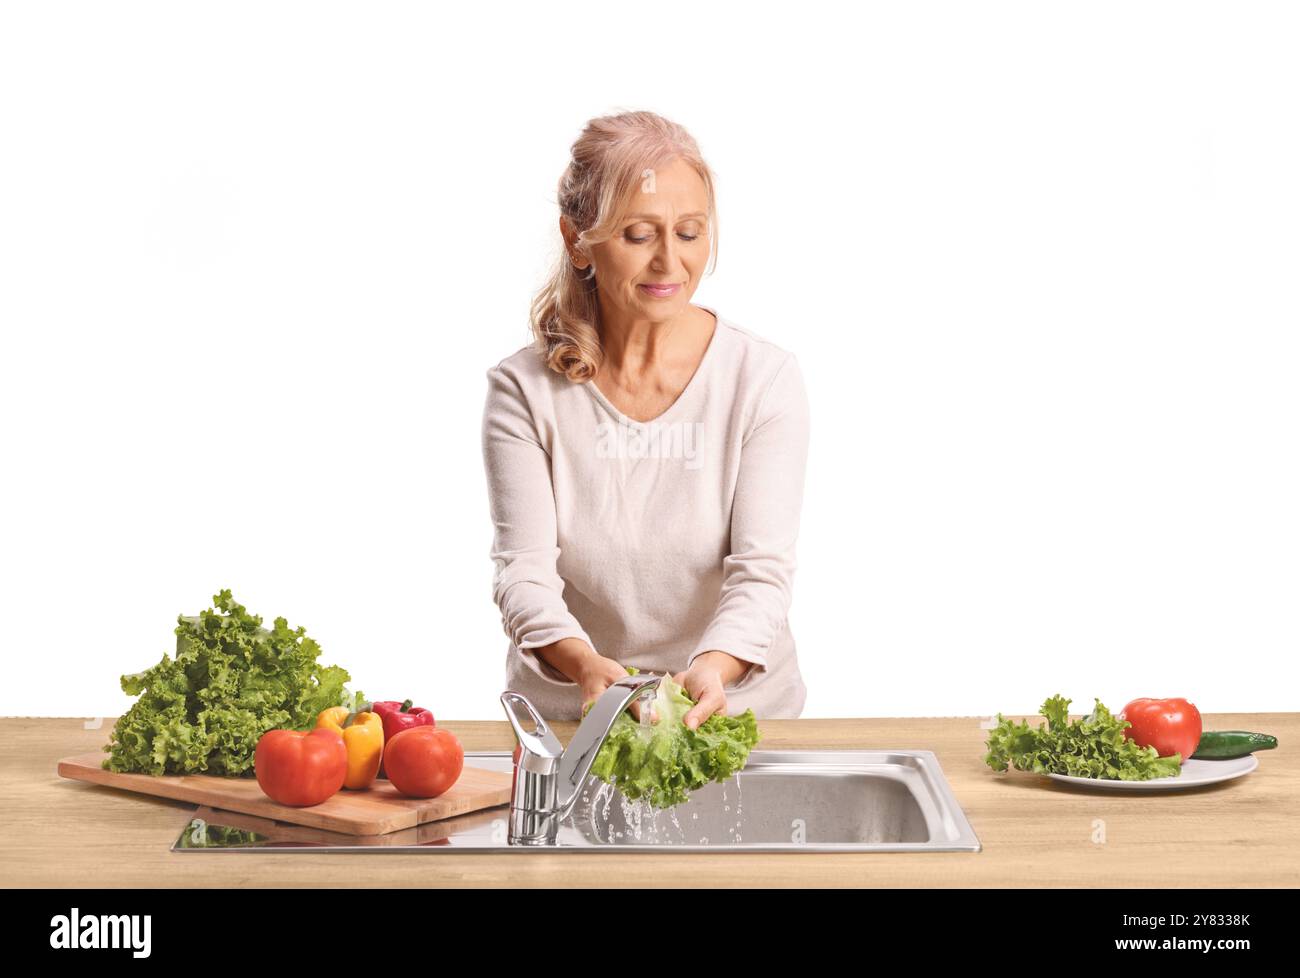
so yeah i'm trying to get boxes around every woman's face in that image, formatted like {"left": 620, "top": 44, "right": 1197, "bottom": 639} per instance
{"left": 569, "top": 156, "right": 711, "bottom": 324}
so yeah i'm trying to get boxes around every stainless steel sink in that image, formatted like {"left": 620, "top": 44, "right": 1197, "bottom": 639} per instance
{"left": 171, "top": 749, "right": 981, "bottom": 852}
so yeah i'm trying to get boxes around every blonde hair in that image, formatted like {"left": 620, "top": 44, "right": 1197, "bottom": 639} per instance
{"left": 529, "top": 110, "right": 719, "bottom": 382}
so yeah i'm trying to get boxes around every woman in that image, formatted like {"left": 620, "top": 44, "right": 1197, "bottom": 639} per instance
{"left": 481, "top": 110, "right": 809, "bottom": 728}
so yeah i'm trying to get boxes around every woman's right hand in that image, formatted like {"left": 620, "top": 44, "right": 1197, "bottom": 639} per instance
{"left": 577, "top": 653, "right": 655, "bottom": 723}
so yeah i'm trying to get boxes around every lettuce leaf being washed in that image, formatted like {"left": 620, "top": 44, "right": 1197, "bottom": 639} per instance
{"left": 103, "top": 589, "right": 355, "bottom": 777}
{"left": 587, "top": 670, "right": 761, "bottom": 808}
{"left": 984, "top": 694, "right": 1183, "bottom": 780}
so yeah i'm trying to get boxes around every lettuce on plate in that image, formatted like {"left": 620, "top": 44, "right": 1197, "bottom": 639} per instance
{"left": 103, "top": 589, "right": 355, "bottom": 777}
{"left": 587, "top": 669, "right": 761, "bottom": 808}
{"left": 984, "top": 694, "right": 1183, "bottom": 780}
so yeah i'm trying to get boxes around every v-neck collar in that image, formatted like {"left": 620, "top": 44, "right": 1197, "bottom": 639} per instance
{"left": 584, "top": 305, "right": 722, "bottom": 428}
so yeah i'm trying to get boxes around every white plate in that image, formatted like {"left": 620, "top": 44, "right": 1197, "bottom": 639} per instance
{"left": 1044, "top": 754, "right": 1259, "bottom": 790}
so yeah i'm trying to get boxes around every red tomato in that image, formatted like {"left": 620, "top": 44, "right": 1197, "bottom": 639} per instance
{"left": 383, "top": 726, "right": 464, "bottom": 798}
{"left": 254, "top": 727, "right": 348, "bottom": 806}
{"left": 1119, "top": 697, "right": 1202, "bottom": 764}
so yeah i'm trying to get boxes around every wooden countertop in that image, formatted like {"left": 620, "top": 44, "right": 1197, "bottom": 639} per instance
{"left": 5, "top": 714, "right": 1297, "bottom": 887}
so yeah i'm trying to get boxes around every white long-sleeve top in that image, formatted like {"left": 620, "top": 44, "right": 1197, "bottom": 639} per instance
{"left": 481, "top": 305, "right": 809, "bottom": 721}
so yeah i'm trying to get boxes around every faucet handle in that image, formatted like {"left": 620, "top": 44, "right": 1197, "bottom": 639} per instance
{"left": 500, "top": 691, "right": 564, "bottom": 771}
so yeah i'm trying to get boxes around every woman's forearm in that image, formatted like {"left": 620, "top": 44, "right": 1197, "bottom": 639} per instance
{"left": 693, "top": 650, "right": 751, "bottom": 686}
{"left": 536, "top": 642, "right": 749, "bottom": 688}
{"left": 534, "top": 637, "right": 599, "bottom": 683}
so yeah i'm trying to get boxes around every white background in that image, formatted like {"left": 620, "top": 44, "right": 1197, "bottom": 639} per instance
{"left": 2, "top": 1, "right": 1296, "bottom": 721}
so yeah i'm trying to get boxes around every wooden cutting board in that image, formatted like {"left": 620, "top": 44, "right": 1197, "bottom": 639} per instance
{"left": 57, "top": 751, "right": 514, "bottom": 836}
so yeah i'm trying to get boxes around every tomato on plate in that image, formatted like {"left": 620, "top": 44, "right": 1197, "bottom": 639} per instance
{"left": 383, "top": 726, "right": 464, "bottom": 798}
{"left": 254, "top": 727, "right": 348, "bottom": 806}
{"left": 1119, "top": 697, "right": 1202, "bottom": 764}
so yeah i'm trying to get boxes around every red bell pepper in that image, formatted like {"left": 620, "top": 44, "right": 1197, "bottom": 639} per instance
{"left": 372, "top": 698, "right": 436, "bottom": 742}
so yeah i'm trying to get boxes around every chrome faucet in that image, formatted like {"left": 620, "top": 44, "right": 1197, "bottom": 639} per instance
{"left": 500, "top": 673, "right": 662, "bottom": 845}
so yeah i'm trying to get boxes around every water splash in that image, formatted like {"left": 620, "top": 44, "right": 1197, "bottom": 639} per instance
{"left": 670, "top": 798, "right": 693, "bottom": 844}
{"left": 638, "top": 687, "right": 656, "bottom": 731}
{"left": 726, "top": 777, "right": 744, "bottom": 843}
{"left": 733, "top": 776, "right": 744, "bottom": 842}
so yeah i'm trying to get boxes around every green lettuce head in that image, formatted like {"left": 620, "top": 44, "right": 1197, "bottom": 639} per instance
{"left": 587, "top": 668, "right": 761, "bottom": 808}
{"left": 103, "top": 589, "right": 355, "bottom": 777}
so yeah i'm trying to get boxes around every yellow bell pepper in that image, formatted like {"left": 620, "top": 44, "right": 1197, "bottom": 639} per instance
{"left": 316, "top": 706, "right": 384, "bottom": 790}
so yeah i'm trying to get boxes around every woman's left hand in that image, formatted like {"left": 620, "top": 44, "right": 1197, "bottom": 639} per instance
{"left": 672, "top": 651, "right": 749, "bottom": 730}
